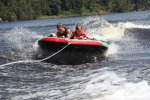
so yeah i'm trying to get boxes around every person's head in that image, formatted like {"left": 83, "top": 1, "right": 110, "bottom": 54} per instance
{"left": 75, "top": 24, "right": 83, "bottom": 34}
{"left": 75, "top": 24, "right": 82, "bottom": 30}
{"left": 57, "top": 23, "right": 65, "bottom": 34}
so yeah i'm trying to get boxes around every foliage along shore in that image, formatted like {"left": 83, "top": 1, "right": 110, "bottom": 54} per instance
{"left": 37, "top": 11, "right": 102, "bottom": 20}
{"left": 0, "top": 0, "right": 150, "bottom": 22}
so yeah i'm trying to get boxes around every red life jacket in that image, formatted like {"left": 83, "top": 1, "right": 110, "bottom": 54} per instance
{"left": 73, "top": 29, "right": 88, "bottom": 38}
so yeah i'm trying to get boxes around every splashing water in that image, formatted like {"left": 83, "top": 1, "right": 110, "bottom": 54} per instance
{"left": 0, "top": 27, "right": 72, "bottom": 67}
{"left": 78, "top": 17, "right": 129, "bottom": 58}
{"left": 79, "top": 16, "right": 150, "bottom": 40}
{"left": 77, "top": 16, "right": 150, "bottom": 58}
{"left": 106, "top": 43, "right": 119, "bottom": 57}
{"left": 78, "top": 17, "right": 126, "bottom": 57}
{"left": 4, "top": 27, "right": 42, "bottom": 47}
{"left": 83, "top": 71, "right": 150, "bottom": 100}
{"left": 123, "top": 22, "right": 150, "bottom": 29}
{"left": 1, "top": 17, "right": 150, "bottom": 65}
{"left": 0, "top": 43, "right": 70, "bottom": 68}
{"left": 2, "top": 27, "right": 43, "bottom": 60}
{"left": 78, "top": 16, "right": 125, "bottom": 41}
{"left": 10, "top": 68, "right": 150, "bottom": 100}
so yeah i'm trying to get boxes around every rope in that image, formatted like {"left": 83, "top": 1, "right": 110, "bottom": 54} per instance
{"left": 0, "top": 43, "right": 70, "bottom": 67}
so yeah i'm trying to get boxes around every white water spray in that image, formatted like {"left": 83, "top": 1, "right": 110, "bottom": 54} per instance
{"left": 0, "top": 27, "right": 72, "bottom": 67}
{"left": 2, "top": 27, "right": 43, "bottom": 60}
{"left": 1, "top": 18, "right": 150, "bottom": 67}
{"left": 83, "top": 71, "right": 150, "bottom": 100}
{"left": 79, "top": 16, "right": 150, "bottom": 57}
{"left": 79, "top": 17, "right": 126, "bottom": 57}
{"left": 79, "top": 17, "right": 125, "bottom": 41}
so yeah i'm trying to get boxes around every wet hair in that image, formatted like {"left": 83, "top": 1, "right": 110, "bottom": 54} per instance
{"left": 75, "top": 24, "right": 82, "bottom": 30}
{"left": 57, "top": 23, "right": 64, "bottom": 28}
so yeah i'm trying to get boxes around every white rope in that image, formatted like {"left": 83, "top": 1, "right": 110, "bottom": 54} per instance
{"left": 0, "top": 43, "right": 70, "bottom": 67}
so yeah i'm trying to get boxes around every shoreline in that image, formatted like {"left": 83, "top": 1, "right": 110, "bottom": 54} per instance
{"left": 0, "top": 13, "right": 99, "bottom": 23}
{"left": 37, "top": 12, "right": 100, "bottom": 20}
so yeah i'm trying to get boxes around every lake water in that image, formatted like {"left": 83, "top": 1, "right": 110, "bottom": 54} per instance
{"left": 0, "top": 10, "right": 150, "bottom": 100}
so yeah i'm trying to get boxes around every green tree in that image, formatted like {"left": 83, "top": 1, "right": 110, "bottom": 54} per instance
{"left": 0, "top": 0, "right": 149, "bottom": 21}
{"left": 73, "top": 0, "right": 84, "bottom": 15}
{"left": 49, "top": 0, "right": 61, "bottom": 15}
{"left": 108, "top": 0, "right": 133, "bottom": 12}
{"left": 0, "top": 2, "right": 9, "bottom": 21}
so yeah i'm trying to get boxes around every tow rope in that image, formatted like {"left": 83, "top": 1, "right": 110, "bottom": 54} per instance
{"left": 0, "top": 43, "right": 70, "bottom": 67}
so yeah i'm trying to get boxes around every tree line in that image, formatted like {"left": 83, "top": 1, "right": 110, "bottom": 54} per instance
{"left": 0, "top": 0, "right": 150, "bottom": 22}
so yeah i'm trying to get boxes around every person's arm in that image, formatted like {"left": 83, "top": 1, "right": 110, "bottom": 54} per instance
{"left": 83, "top": 34, "right": 89, "bottom": 39}
{"left": 66, "top": 29, "right": 73, "bottom": 39}
{"left": 81, "top": 30, "right": 89, "bottom": 39}
{"left": 56, "top": 32, "right": 62, "bottom": 38}
{"left": 49, "top": 33, "right": 57, "bottom": 37}
{"left": 83, "top": 34, "right": 94, "bottom": 40}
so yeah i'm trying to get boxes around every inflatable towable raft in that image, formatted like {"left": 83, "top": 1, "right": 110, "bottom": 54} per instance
{"left": 38, "top": 37, "right": 109, "bottom": 52}
{"left": 37, "top": 37, "right": 109, "bottom": 64}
